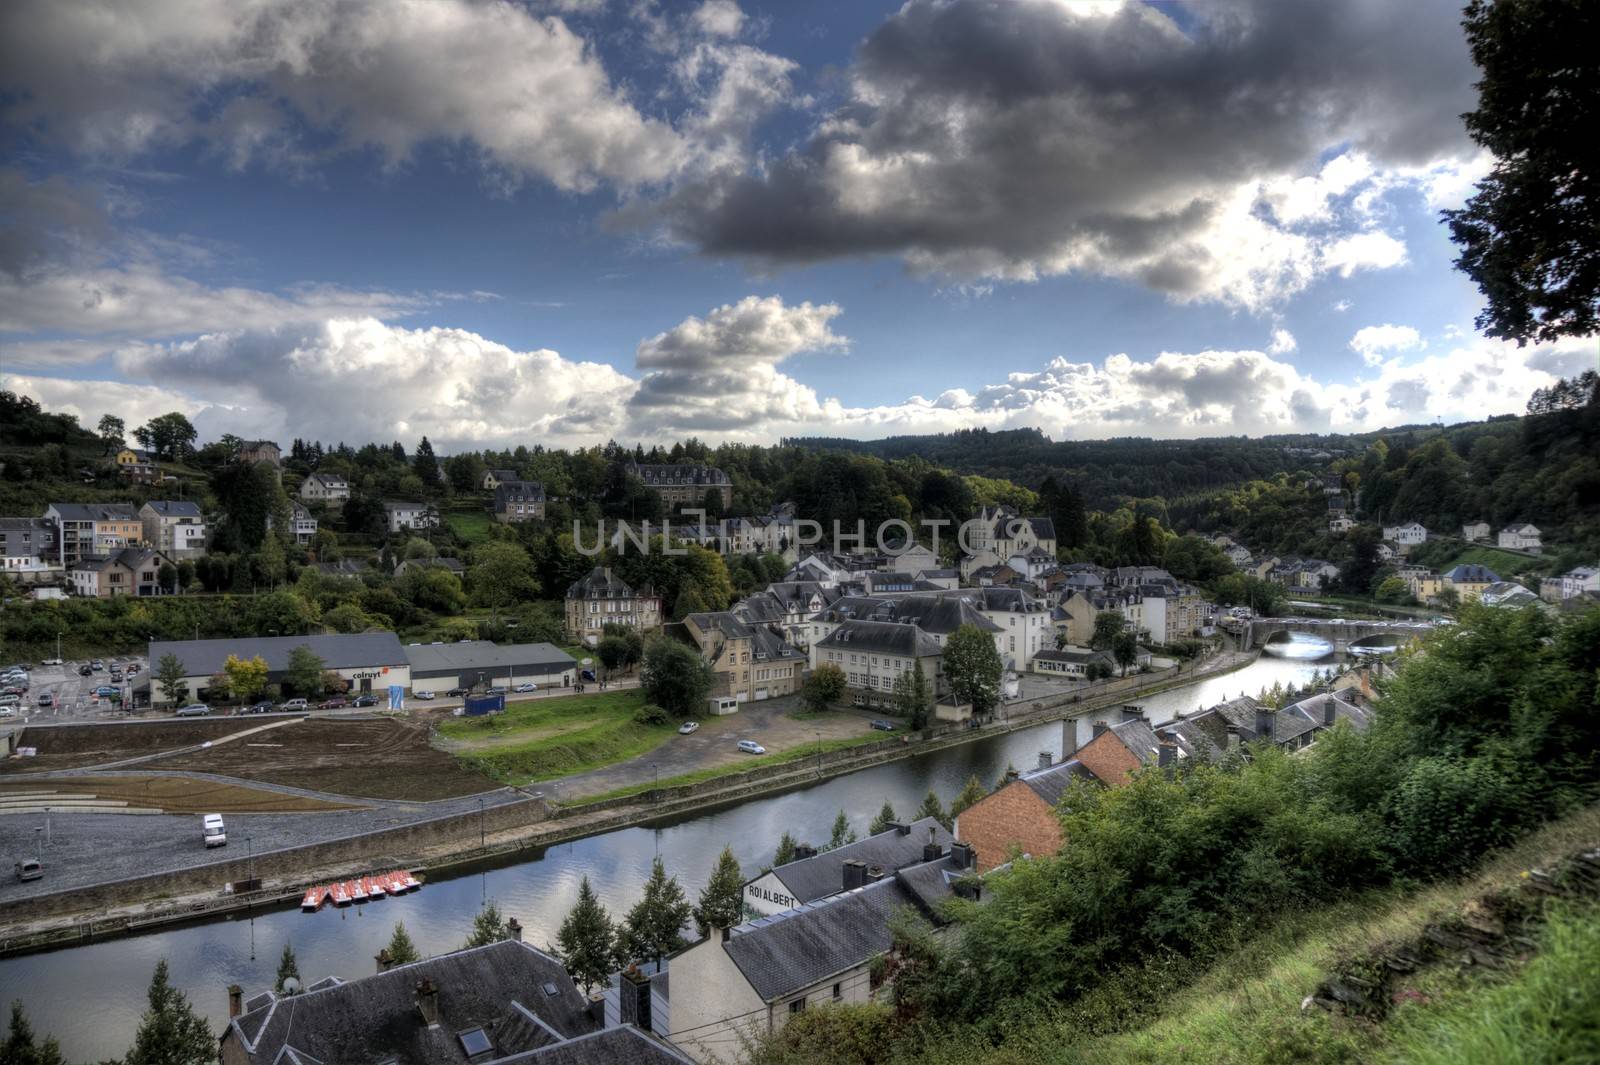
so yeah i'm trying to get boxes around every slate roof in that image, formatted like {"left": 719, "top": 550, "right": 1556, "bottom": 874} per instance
{"left": 142, "top": 499, "right": 202, "bottom": 518}
{"left": 495, "top": 481, "right": 546, "bottom": 506}
{"left": 1445, "top": 563, "right": 1500, "bottom": 583}
{"left": 488, "top": 469, "right": 518, "bottom": 481}
{"left": 627, "top": 463, "right": 731, "bottom": 486}
{"left": 1100, "top": 717, "right": 1163, "bottom": 764}
{"left": 484, "top": 1027, "right": 692, "bottom": 1064}
{"left": 813, "top": 594, "right": 1002, "bottom": 635}
{"left": 223, "top": 940, "right": 595, "bottom": 1065}
{"left": 406, "top": 640, "right": 576, "bottom": 676}
{"left": 46, "top": 502, "right": 139, "bottom": 522}
{"left": 314, "top": 558, "right": 371, "bottom": 577}
{"left": 769, "top": 817, "right": 953, "bottom": 905}
{"left": 1283, "top": 692, "right": 1373, "bottom": 733}
{"left": 814, "top": 619, "right": 944, "bottom": 658}
{"left": 1027, "top": 516, "right": 1056, "bottom": 541}
{"left": 1032, "top": 648, "right": 1113, "bottom": 667}
{"left": 149, "top": 632, "right": 408, "bottom": 677}
{"left": 72, "top": 546, "right": 169, "bottom": 573}
{"left": 566, "top": 567, "right": 646, "bottom": 599}
{"left": 1019, "top": 758, "right": 1097, "bottom": 806}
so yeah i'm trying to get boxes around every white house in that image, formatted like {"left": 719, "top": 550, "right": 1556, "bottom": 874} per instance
{"left": 1462, "top": 521, "right": 1491, "bottom": 542}
{"left": 383, "top": 501, "right": 437, "bottom": 534}
{"left": 1542, "top": 565, "right": 1599, "bottom": 602}
{"left": 1497, "top": 523, "right": 1542, "bottom": 553}
{"left": 298, "top": 471, "right": 349, "bottom": 505}
{"left": 742, "top": 818, "right": 953, "bottom": 917}
{"left": 1224, "top": 544, "right": 1252, "bottom": 567}
{"left": 1382, "top": 522, "right": 1428, "bottom": 547}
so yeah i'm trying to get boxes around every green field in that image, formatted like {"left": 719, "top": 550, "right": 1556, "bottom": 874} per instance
{"left": 573, "top": 732, "right": 886, "bottom": 805}
{"left": 444, "top": 507, "right": 494, "bottom": 544}
{"left": 438, "top": 689, "right": 674, "bottom": 784}
{"left": 1443, "top": 545, "right": 1550, "bottom": 578}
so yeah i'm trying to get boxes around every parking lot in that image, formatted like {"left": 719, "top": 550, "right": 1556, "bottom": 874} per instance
{"left": 0, "top": 655, "right": 149, "bottom": 725}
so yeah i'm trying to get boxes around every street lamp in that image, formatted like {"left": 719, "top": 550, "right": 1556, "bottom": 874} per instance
{"left": 34, "top": 826, "right": 42, "bottom": 862}
{"left": 246, "top": 836, "right": 254, "bottom": 884}
{"left": 814, "top": 731, "right": 822, "bottom": 776}
{"left": 651, "top": 762, "right": 659, "bottom": 791}
{"left": 478, "top": 798, "right": 485, "bottom": 848}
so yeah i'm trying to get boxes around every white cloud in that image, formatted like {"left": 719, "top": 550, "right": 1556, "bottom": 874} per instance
{"left": 692, "top": 0, "right": 746, "bottom": 38}
{"left": 1268, "top": 328, "right": 1297, "bottom": 354}
{"left": 1349, "top": 324, "right": 1424, "bottom": 367}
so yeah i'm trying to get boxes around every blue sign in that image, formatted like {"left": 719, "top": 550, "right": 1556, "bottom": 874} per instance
{"left": 388, "top": 684, "right": 405, "bottom": 711}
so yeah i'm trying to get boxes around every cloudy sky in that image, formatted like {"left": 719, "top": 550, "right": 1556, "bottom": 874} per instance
{"left": 1, "top": 0, "right": 1592, "bottom": 451}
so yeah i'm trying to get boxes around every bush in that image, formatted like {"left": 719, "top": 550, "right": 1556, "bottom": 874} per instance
{"left": 633, "top": 703, "right": 670, "bottom": 727}
{"left": 1388, "top": 754, "right": 1524, "bottom": 877}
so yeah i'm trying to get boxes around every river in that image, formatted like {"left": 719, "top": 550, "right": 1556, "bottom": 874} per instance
{"left": 2, "top": 649, "right": 1330, "bottom": 1060}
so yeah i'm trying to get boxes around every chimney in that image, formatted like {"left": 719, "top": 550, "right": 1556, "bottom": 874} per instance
{"left": 619, "top": 966, "right": 653, "bottom": 1033}
{"left": 923, "top": 826, "right": 943, "bottom": 863}
{"left": 1093, "top": 721, "right": 1109, "bottom": 738}
{"left": 721, "top": 926, "right": 732, "bottom": 943}
{"left": 375, "top": 947, "right": 393, "bottom": 974}
{"left": 1255, "top": 709, "right": 1275, "bottom": 744}
{"left": 950, "top": 841, "right": 975, "bottom": 870}
{"left": 1225, "top": 724, "right": 1241, "bottom": 750}
{"left": 227, "top": 984, "right": 243, "bottom": 1019}
{"left": 888, "top": 821, "right": 911, "bottom": 836}
{"left": 1323, "top": 697, "right": 1337, "bottom": 727}
{"left": 794, "top": 843, "right": 818, "bottom": 861}
{"left": 864, "top": 864, "right": 885, "bottom": 884}
{"left": 842, "top": 858, "right": 866, "bottom": 890}
{"left": 506, "top": 917, "right": 523, "bottom": 943}
{"left": 415, "top": 978, "right": 440, "bottom": 1027}
{"left": 1037, "top": 750, "right": 1053, "bottom": 771}
{"left": 1157, "top": 740, "right": 1176, "bottom": 769}
{"left": 1060, "top": 719, "right": 1077, "bottom": 757}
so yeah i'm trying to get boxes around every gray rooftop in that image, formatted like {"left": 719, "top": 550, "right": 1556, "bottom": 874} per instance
{"left": 770, "top": 817, "right": 953, "bottom": 904}
{"left": 485, "top": 1027, "right": 691, "bottom": 1064}
{"left": 149, "top": 632, "right": 408, "bottom": 677}
{"left": 814, "top": 619, "right": 945, "bottom": 658}
{"left": 1018, "top": 758, "right": 1097, "bottom": 806}
{"left": 724, "top": 879, "right": 913, "bottom": 1002}
{"left": 46, "top": 502, "right": 138, "bottom": 521}
{"left": 406, "top": 640, "right": 576, "bottom": 675}
{"left": 142, "top": 499, "right": 202, "bottom": 518}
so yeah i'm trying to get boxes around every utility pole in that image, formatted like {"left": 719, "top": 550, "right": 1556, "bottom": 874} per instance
{"left": 478, "top": 798, "right": 485, "bottom": 848}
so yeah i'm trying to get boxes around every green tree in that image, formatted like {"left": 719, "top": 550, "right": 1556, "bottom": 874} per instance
{"left": 915, "top": 789, "right": 950, "bottom": 831}
{"left": 157, "top": 560, "right": 178, "bottom": 594}
{"left": 950, "top": 775, "right": 987, "bottom": 820}
{"left": 694, "top": 846, "right": 745, "bottom": 935}
{"left": 640, "top": 636, "right": 714, "bottom": 717}
{"left": 132, "top": 412, "right": 197, "bottom": 461}
{"left": 621, "top": 858, "right": 692, "bottom": 966}
{"left": 671, "top": 583, "right": 708, "bottom": 621}
{"left": 154, "top": 652, "right": 188, "bottom": 705}
{"left": 274, "top": 942, "right": 301, "bottom": 994}
{"left": 868, "top": 800, "right": 898, "bottom": 835}
{"left": 222, "top": 654, "right": 269, "bottom": 702}
{"left": 1445, "top": 0, "right": 1600, "bottom": 344}
{"left": 464, "top": 899, "right": 510, "bottom": 949}
{"left": 596, "top": 635, "right": 629, "bottom": 676}
{"left": 1374, "top": 576, "right": 1412, "bottom": 604}
{"left": 828, "top": 809, "right": 857, "bottom": 850}
{"left": 413, "top": 435, "right": 441, "bottom": 488}
{"left": 1090, "top": 610, "right": 1126, "bottom": 651}
{"left": 124, "top": 960, "right": 213, "bottom": 1065}
{"left": 96, "top": 413, "right": 125, "bottom": 449}
{"left": 1112, "top": 630, "right": 1141, "bottom": 676}
{"left": 943, "top": 624, "right": 1004, "bottom": 717}
{"left": 284, "top": 644, "right": 325, "bottom": 697}
{"left": 893, "top": 659, "right": 931, "bottom": 729}
{"left": 1, "top": 1001, "right": 65, "bottom": 1065}
{"left": 557, "top": 876, "right": 618, "bottom": 994}
{"left": 468, "top": 541, "right": 537, "bottom": 616}
{"left": 385, "top": 922, "right": 421, "bottom": 966}
{"left": 801, "top": 662, "right": 847, "bottom": 713}
{"left": 773, "top": 832, "right": 798, "bottom": 867}
{"left": 255, "top": 532, "right": 287, "bottom": 588}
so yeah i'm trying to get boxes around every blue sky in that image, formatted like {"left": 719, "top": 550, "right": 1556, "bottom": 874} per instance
{"left": 1, "top": 0, "right": 1593, "bottom": 450}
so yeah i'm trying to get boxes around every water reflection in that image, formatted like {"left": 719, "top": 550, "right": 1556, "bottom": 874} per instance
{"left": 1262, "top": 631, "right": 1336, "bottom": 659}
{"left": 2, "top": 653, "right": 1325, "bottom": 1060}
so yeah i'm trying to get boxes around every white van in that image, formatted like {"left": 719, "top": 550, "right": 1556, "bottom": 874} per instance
{"left": 202, "top": 813, "right": 227, "bottom": 848}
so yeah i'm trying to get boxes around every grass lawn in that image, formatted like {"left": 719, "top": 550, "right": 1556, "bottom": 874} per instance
{"left": 570, "top": 732, "right": 886, "bottom": 805}
{"left": 1445, "top": 545, "right": 1550, "bottom": 577}
{"left": 438, "top": 689, "right": 674, "bottom": 784}
{"left": 444, "top": 508, "right": 494, "bottom": 545}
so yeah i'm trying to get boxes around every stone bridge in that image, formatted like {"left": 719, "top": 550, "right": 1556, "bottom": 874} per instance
{"left": 1242, "top": 616, "right": 1439, "bottom": 651}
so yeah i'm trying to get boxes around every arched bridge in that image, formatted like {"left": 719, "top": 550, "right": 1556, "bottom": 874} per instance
{"left": 1242, "top": 617, "right": 1439, "bottom": 651}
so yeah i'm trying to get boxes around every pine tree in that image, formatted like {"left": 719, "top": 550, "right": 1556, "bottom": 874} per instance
{"left": 464, "top": 899, "right": 509, "bottom": 949}
{"left": 414, "top": 435, "right": 441, "bottom": 487}
{"left": 693, "top": 847, "right": 745, "bottom": 935}
{"left": 828, "top": 809, "right": 857, "bottom": 849}
{"left": 868, "top": 800, "right": 898, "bottom": 835}
{"left": 124, "top": 960, "right": 213, "bottom": 1065}
{"left": 386, "top": 922, "right": 421, "bottom": 966}
{"left": 621, "top": 858, "right": 692, "bottom": 966}
{"left": 915, "top": 789, "right": 950, "bottom": 830}
{"left": 557, "top": 876, "right": 618, "bottom": 994}
{"left": 951, "top": 775, "right": 988, "bottom": 819}
{"left": 274, "top": 942, "right": 301, "bottom": 995}
{"left": 773, "top": 832, "right": 798, "bottom": 866}
{"left": 2, "top": 1001, "right": 66, "bottom": 1065}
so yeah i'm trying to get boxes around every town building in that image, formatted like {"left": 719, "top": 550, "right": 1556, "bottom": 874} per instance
{"left": 483, "top": 468, "right": 519, "bottom": 490}
{"left": 662, "top": 844, "right": 974, "bottom": 1063}
{"left": 565, "top": 567, "right": 663, "bottom": 641}
{"left": 626, "top": 463, "right": 733, "bottom": 509}
{"left": 1444, "top": 563, "right": 1500, "bottom": 601}
{"left": 956, "top": 747, "right": 1102, "bottom": 871}
{"left": 1462, "top": 520, "right": 1491, "bottom": 542}
{"left": 493, "top": 480, "right": 546, "bottom": 523}
{"left": 1029, "top": 646, "right": 1114, "bottom": 679}
{"left": 69, "top": 547, "right": 173, "bottom": 598}
{"left": 298, "top": 471, "right": 350, "bottom": 505}
{"left": 958, "top": 506, "right": 1057, "bottom": 579}
{"left": 289, "top": 501, "right": 318, "bottom": 544}
{"left": 139, "top": 500, "right": 207, "bottom": 559}
{"left": 1381, "top": 521, "right": 1428, "bottom": 550}
{"left": 405, "top": 640, "right": 577, "bottom": 692}
{"left": 110, "top": 446, "right": 160, "bottom": 484}
{"left": 236, "top": 439, "right": 282, "bottom": 466}
{"left": 1497, "top": 523, "right": 1542, "bottom": 553}
{"left": 680, "top": 612, "right": 804, "bottom": 702}
{"left": 384, "top": 501, "right": 438, "bottom": 534}
{"left": 147, "top": 632, "right": 411, "bottom": 704}
{"left": 1540, "top": 565, "right": 1600, "bottom": 603}
{"left": 743, "top": 816, "right": 955, "bottom": 917}
{"left": 810, "top": 619, "right": 944, "bottom": 707}
{"left": 45, "top": 502, "right": 144, "bottom": 566}
{"left": 0, "top": 517, "right": 60, "bottom": 584}
{"left": 220, "top": 937, "right": 684, "bottom": 1065}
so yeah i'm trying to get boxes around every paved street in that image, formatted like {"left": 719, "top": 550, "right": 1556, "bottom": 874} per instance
{"left": 1, "top": 655, "right": 148, "bottom": 726}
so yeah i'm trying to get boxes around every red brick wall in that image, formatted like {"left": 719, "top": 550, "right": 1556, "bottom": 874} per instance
{"left": 1076, "top": 730, "right": 1142, "bottom": 786}
{"left": 956, "top": 782, "right": 1061, "bottom": 872}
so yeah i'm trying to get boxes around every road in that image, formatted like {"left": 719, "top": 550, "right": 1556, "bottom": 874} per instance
{"left": 1, "top": 655, "right": 148, "bottom": 726}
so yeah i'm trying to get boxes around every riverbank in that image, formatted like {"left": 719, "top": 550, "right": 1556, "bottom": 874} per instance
{"left": 0, "top": 650, "right": 1258, "bottom": 956}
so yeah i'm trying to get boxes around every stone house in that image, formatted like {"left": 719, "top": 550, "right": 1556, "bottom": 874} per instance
{"left": 493, "top": 480, "right": 546, "bottom": 523}
{"left": 810, "top": 619, "right": 944, "bottom": 707}
{"left": 680, "top": 611, "right": 804, "bottom": 702}
{"left": 236, "top": 439, "right": 281, "bottom": 466}
{"left": 565, "top": 566, "right": 662, "bottom": 641}
{"left": 626, "top": 463, "right": 733, "bottom": 509}
{"left": 482, "top": 468, "right": 518, "bottom": 490}
{"left": 70, "top": 547, "right": 172, "bottom": 598}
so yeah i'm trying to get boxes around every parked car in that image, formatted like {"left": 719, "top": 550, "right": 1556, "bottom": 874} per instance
{"left": 737, "top": 739, "right": 766, "bottom": 755}
{"left": 94, "top": 685, "right": 119, "bottom": 697}
{"left": 485, "top": 686, "right": 507, "bottom": 696}
{"left": 36, "top": 692, "right": 53, "bottom": 707}
{"left": 202, "top": 813, "right": 226, "bottom": 848}
{"left": 446, "top": 687, "right": 470, "bottom": 697}
{"left": 0, "top": 706, "right": 16, "bottom": 717}
{"left": 110, "top": 670, "right": 123, "bottom": 681}
{"left": 319, "top": 697, "right": 349, "bottom": 710}
{"left": 40, "top": 656, "right": 64, "bottom": 666}
{"left": 281, "top": 697, "right": 309, "bottom": 710}
{"left": 175, "top": 703, "right": 211, "bottom": 717}
{"left": 90, "top": 660, "right": 105, "bottom": 671}
{"left": 869, "top": 719, "right": 897, "bottom": 731}
{"left": 351, "top": 694, "right": 379, "bottom": 707}
{"left": 77, "top": 665, "right": 93, "bottom": 677}
{"left": 580, "top": 669, "right": 597, "bottom": 682}
{"left": 513, "top": 683, "right": 537, "bottom": 693}
{"left": 126, "top": 663, "right": 141, "bottom": 675}
{"left": 241, "top": 701, "right": 274, "bottom": 714}
{"left": 0, "top": 694, "right": 21, "bottom": 707}
{"left": 14, "top": 859, "right": 42, "bottom": 882}
{"left": 678, "top": 721, "right": 700, "bottom": 735}
{"left": 0, "top": 686, "right": 24, "bottom": 697}
{"left": 413, "top": 690, "right": 436, "bottom": 700}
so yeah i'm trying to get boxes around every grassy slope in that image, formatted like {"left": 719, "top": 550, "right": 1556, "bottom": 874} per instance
{"left": 444, "top": 507, "right": 494, "bottom": 545}
{"left": 891, "top": 804, "right": 1600, "bottom": 1065}
{"left": 572, "top": 733, "right": 885, "bottom": 805}
{"left": 437, "top": 689, "right": 676, "bottom": 784}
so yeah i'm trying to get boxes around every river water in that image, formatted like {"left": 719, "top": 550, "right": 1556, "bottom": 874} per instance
{"left": 3, "top": 649, "right": 1329, "bottom": 1059}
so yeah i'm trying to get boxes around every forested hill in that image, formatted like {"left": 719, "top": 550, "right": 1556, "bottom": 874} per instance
{"left": 791, "top": 425, "right": 1407, "bottom": 509}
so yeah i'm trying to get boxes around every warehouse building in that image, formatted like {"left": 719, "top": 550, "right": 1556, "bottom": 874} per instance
{"left": 404, "top": 640, "right": 578, "bottom": 692}
{"left": 146, "top": 632, "right": 411, "bottom": 705}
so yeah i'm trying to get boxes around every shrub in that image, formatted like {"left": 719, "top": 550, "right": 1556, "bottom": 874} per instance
{"left": 633, "top": 703, "right": 670, "bottom": 727}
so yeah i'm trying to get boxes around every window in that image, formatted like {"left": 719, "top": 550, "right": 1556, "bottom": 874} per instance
{"left": 458, "top": 1028, "right": 493, "bottom": 1056}
{"left": 789, "top": 998, "right": 807, "bottom": 1015}
{"left": 832, "top": 982, "right": 843, "bottom": 1002}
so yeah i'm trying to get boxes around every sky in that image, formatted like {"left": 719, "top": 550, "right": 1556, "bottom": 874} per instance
{"left": 1, "top": 0, "right": 1594, "bottom": 452}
